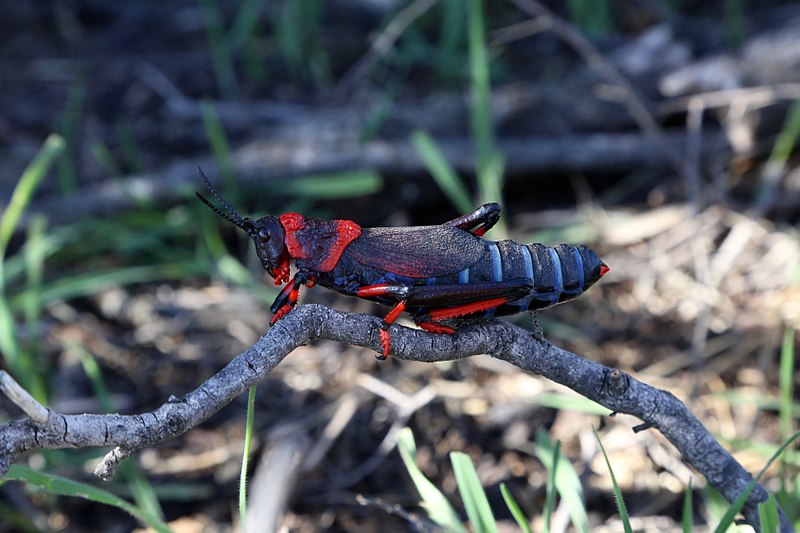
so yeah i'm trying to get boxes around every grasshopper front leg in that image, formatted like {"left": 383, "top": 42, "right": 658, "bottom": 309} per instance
{"left": 270, "top": 271, "right": 315, "bottom": 324}
{"left": 357, "top": 284, "right": 411, "bottom": 359}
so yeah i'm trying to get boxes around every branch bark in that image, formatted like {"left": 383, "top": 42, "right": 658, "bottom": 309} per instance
{"left": 0, "top": 304, "right": 791, "bottom": 532}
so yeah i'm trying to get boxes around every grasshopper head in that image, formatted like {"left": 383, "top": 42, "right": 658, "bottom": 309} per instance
{"left": 196, "top": 170, "right": 290, "bottom": 284}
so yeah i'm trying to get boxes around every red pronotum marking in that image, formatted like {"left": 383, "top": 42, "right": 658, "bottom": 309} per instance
{"left": 318, "top": 220, "right": 361, "bottom": 272}
{"left": 278, "top": 213, "right": 306, "bottom": 259}
{"left": 278, "top": 213, "right": 361, "bottom": 273}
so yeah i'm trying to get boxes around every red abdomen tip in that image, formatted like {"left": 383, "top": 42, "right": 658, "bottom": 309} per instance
{"left": 599, "top": 264, "right": 610, "bottom": 276}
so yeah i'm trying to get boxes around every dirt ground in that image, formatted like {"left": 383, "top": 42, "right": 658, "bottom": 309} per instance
{"left": 1, "top": 1, "right": 798, "bottom": 532}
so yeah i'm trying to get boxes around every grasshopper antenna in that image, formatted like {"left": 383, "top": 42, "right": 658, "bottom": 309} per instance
{"left": 195, "top": 167, "right": 253, "bottom": 232}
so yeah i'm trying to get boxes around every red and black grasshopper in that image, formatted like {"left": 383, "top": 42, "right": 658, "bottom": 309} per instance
{"left": 197, "top": 175, "right": 609, "bottom": 359}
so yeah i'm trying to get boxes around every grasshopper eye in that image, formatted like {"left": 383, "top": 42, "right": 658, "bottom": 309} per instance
{"left": 258, "top": 228, "right": 271, "bottom": 243}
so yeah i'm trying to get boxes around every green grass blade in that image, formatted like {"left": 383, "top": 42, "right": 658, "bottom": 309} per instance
{"left": 229, "top": 0, "right": 262, "bottom": 51}
{"left": 359, "top": 93, "right": 395, "bottom": 144}
{"left": 542, "top": 438, "right": 560, "bottom": 533}
{"left": 535, "top": 431, "right": 589, "bottom": 533}
{"left": 2, "top": 465, "right": 173, "bottom": 533}
{"left": 755, "top": 99, "right": 800, "bottom": 210}
{"left": 201, "top": 101, "right": 235, "bottom": 189}
{"left": 500, "top": 483, "right": 532, "bottom": 533}
{"left": 198, "top": 0, "right": 238, "bottom": 98}
{"left": 3, "top": 225, "right": 83, "bottom": 288}
{"left": 72, "top": 342, "right": 164, "bottom": 520}
{"left": 466, "top": 0, "right": 505, "bottom": 232}
{"left": 0, "top": 133, "right": 64, "bottom": 395}
{"left": 23, "top": 216, "right": 46, "bottom": 333}
{"left": 0, "top": 298, "right": 38, "bottom": 398}
{"left": 723, "top": 0, "right": 745, "bottom": 46}
{"left": 90, "top": 140, "right": 121, "bottom": 177}
{"left": 74, "top": 342, "right": 114, "bottom": 412}
{"left": 10, "top": 263, "right": 209, "bottom": 311}
{"left": 0, "top": 134, "right": 65, "bottom": 257}
{"left": 266, "top": 171, "right": 383, "bottom": 200}
{"left": 451, "top": 452, "right": 498, "bottom": 533}
{"left": 592, "top": 427, "right": 632, "bottom": 533}
{"left": 713, "top": 429, "right": 800, "bottom": 533}
{"left": 767, "top": 99, "right": 800, "bottom": 169}
{"left": 397, "top": 428, "right": 467, "bottom": 533}
{"left": 683, "top": 478, "right": 694, "bottom": 533}
{"left": 239, "top": 385, "right": 257, "bottom": 530}
{"left": 758, "top": 494, "right": 780, "bottom": 533}
{"left": 411, "top": 130, "right": 473, "bottom": 213}
{"left": 778, "top": 326, "right": 796, "bottom": 521}
{"left": 115, "top": 119, "right": 144, "bottom": 174}
{"left": 713, "top": 390, "right": 800, "bottom": 415}
{"left": 273, "top": 0, "right": 328, "bottom": 82}
{"left": 567, "top": 0, "right": 613, "bottom": 35}
{"left": 56, "top": 81, "right": 85, "bottom": 193}
{"left": 775, "top": 474, "right": 799, "bottom": 527}
{"left": 716, "top": 437, "right": 800, "bottom": 468}
{"left": 274, "top": 0, "right": 305, "bottom": 77}
{"left": 705, "top": 486, "right": 732, "bottom": 528}
{"left": 467, "top": 0, "right": 493, "bottom": 183}
{"left": 17, "top": 217, "right": 49, "bottom": 402}
{"left": 124, "top": 465, "right": 165, "bottom": 523}
{"left": 437, "top": 0, "right": 466, "bottom": 80}
{"left": 779, "top": 327, "right": 795, "bottom": 442}
{"left": 531, "top": 392, "right": 613, "bottom": 416}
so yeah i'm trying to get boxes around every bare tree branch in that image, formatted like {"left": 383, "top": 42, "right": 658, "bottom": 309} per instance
{"left": 0, "top": 304, "right": 791, "bottom": 532}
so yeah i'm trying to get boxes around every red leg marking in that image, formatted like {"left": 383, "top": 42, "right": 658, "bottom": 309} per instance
{"left": 274, "top": 279, "right": 295, "bottom": 301}
{"left": 270, "top": 304, "right": 294, "bottom": 324}
{"left": 270, "top": 277, "right": 302, "bottom": 324}
{"left": 378, "top": 330, "right": 391, "bottom": 360}
{"left": 428, "top": 297, "right": 509, "bottom": 320}
{"left": 270, "top": 259, "right": 290, "bottom": 285}
{"left": 376, "top": 300, "right": 408, "bottom": 359}
{"left": 357, "top": 283, "right": 393, "bottom": 298}
{"left": 383, "top": 300, "right": 407, "bottom": 324}
{"left": 418, "top": 322, "right": 456, "bottom": 334}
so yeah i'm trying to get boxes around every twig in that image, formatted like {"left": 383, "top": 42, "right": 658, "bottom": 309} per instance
{"left": 0, "top": 304, "right": 791, "bottom": 532}
{"left": 657, "top": 83, "right": 800, "bottom": 115}
{"left": 0, "top": 373, "right": 48, "bottom": 423}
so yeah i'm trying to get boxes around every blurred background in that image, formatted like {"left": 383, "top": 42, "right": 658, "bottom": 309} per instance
{"left": 0, "top": 0, "right": 798, "bottom": 531}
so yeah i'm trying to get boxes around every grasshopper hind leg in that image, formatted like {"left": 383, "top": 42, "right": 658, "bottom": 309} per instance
{"left": 445, "top": 203, "right": 501, "bottom": 236}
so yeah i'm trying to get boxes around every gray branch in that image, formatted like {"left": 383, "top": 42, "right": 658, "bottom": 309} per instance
{"left": 0, "top": 304, "right": 791, "bottom": 532}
